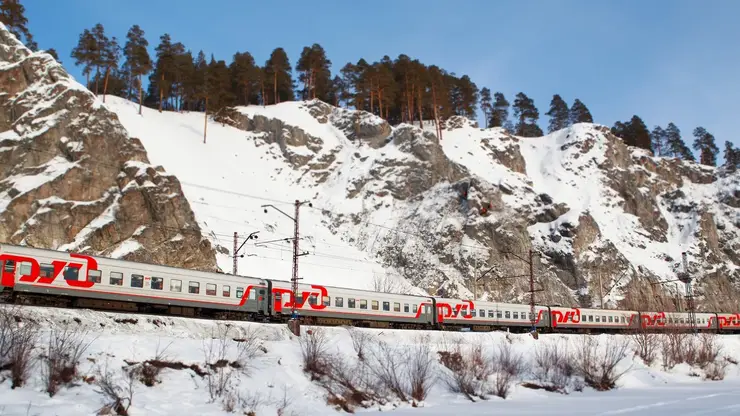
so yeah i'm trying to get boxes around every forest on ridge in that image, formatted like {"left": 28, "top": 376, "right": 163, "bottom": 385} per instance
{"left": 1, "top": 0, "right": 738, "bottom": 169}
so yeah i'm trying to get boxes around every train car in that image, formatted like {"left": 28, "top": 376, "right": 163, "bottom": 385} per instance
{"left": 267, "top": 279, "right": 436, "bottom": 329}
{"left": 0, "top": 244, "right": 269, "bottom": 320}
{"left": 640, "top": 310, "right": 718, "bottom": 332}
{"left": 715, "top": 312, "right": 740, "bottom": 333}
{"left": 427, "top": 297, "right": 550, "bottom": 332}
{"left": 548, "top": 306, "right": 639, "bottom": 332}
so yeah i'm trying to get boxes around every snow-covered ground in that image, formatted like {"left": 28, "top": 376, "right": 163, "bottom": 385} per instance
{"left": 1, "top": 305, "right": 738, "bottom": 416}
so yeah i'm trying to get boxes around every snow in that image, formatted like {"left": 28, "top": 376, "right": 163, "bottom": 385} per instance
{"left": 103, "top": 96, "right": 387, "bottom": 290}
{"left": 0, "top": 156, "right": 77, "bottom": 214}
{"left": 110, "top": 240, "right": 143, "bottom": 258}
{"left": 2, "top": 304, "right": 739, "bottom": 416}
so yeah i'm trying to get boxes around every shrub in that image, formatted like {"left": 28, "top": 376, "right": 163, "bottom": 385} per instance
{"left": 574, "top": 336, "right": 630, "bottom": 391}
{"left": 531, "top": 339, "right": 581, "bottom": 393}
{"left": 630, "top": 330, "right": 660, "bottom": 366}
{"left": 43, "top": 324, "right": 95, "bottom": 396}
{"left": 0, "top": 306, "right": 39, "bottom": 389}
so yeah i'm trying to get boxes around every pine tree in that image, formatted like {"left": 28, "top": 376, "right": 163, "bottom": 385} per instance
{"left": 230, "top": 51, "right": 258, "bottom": 105}
{"left": 611, "top": 116, "right": 651, "bottom": 152}
{"left": 489, "top": 92, "right": 509, "bottom": 128}
{"left": 46, "top": 48, "right": 60, "bottom": 62}
{"left": 692, "top": 127, "right": 719, "bottom": 166}
{"left": 545, "top": 94, "right": 569, "bottom": 133}
{"left": 0, "top": 0, "right": 36, "bottom": 49}
{"left": 723, "top": 141, "right": 739, "bottom": 172}
{"left": 90, "top": 23, "right": 109, "bottom": 95}
{"left": 650, "top": 126, "right": 667, "bottom": 157}
{"left": 512, "top": 92, "right": 543, "bottom": 137}
{"left": 450, "top": 75, "right": 478, "bottom": 119}
{"left": 479, "top": 87, "right": 492, "bottom": 127}
{"left": 123, "top": 24, "right": 152, "bottom": 115}
{"left": 295, "top": 43, "right": 332, "bottom": 102}
{"left": 569, "top": 99, "right": 593, "bottom": 124}
{"left": 664, "top": 122, "right": 695, "bottom": 161}
{"left": 100, "top": 37, "right": 120, "bottom": 102}
{"left": 150, "top": 33, "right": 184, "bottom": 112}
{"left": 71, "top": 29, "right": 97, "bottom": 87}
{"left": 264, "top": 47, "right": 294, "bottom": 104}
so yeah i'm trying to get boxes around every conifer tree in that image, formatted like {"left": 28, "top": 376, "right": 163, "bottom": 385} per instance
{"left": 123, "top": 24, "right": 152, "bottom": 115}
{"left": 723, "top": 141, "right": 739, "bottom": 172}
{"left": 611, "top": 116, "right": 651, "bottom": 151}
{"left": 692, "top": 127, "right": 719, "bottom": 166}
{"left": 46, "top": 48, "right": 59, "bottom": 62}
{"left": 479, "top": 87, "right": 492, "bottom": 127}
{"left": 71, "top": 29, "right": 97, "bottom": 87}
{"left": 101, "top": 36, "right": 120, "bottom": 102}
{"left": 150, "top": 33, "right": 185, "bottom": 111}
{"left": 545, "top": 94, "right": 569, "bottom": 133}
{"left": 569, "top": 99, "right": 593, "bottom": 124}
{"left": 264, "top": 47, "right": 294, "bottom": 104}
{"left": 230, "top": 51, "right": 258, "bottom": 105}
{"left": 513, "top": 92, "right": 543, "bottom": 137}
{"left": 90, "top": 23, "right": 109, "bottom": 95}
{"left": 664, "top": 122, "right": 694, "bottom": 161}
{"left": 0, "top": 0, "right": 36, "bottom": 49}
{"left": 489, "top": 92, "right": 509, "bottom": 128}
{"left": 650, "top": 126, "right": 667, "bottom": 157}
{"left": 295, "top": 43, "right": 332, "bottom": 102}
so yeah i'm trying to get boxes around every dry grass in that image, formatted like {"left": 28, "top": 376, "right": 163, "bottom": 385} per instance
{"left": 574, "top": 336, "right": 631, "bottom": 391}
{"left": 0, "top": 306, "right": 39, "bottom": 389}
{"left": 530, "top": 339, "right": 582, "bottom": 393}
{"left": 93, "top": 359, "right": 136, "bottom": 416}
{"left": 42, "top": 324, "right": 95, "bottom": 396}
{"left": 630, "top": 330, "right": 660, "bottom": 366}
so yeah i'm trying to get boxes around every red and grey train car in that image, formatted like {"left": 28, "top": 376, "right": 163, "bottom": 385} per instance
{"left": 1, "top": 244, "right": 739, "bottom": 333}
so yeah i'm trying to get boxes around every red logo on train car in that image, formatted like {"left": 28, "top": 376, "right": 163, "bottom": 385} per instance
{"left": 550, "top": 308, "right": 581, "bottom": 327}
{"left": 0, "top": 253, "right": 97, "bottom": 288}
{"left": 718, "top": 313, "right": 740, "bottom": 328}
{"left": 238, "top": 284, "right": 329, "bottom": 311}
{"left": 414, "top": 300, "right": 475, "bottom": 322}
{"left": 641, "top": 312, "right": 666, "bottom": 328}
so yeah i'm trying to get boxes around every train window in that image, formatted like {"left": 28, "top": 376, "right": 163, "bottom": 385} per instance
{"left": 323, "top": 296, "right": 331, "bottom": 307}
{"left": 621, "top": 316, "right": 625, "bottom": 323}
{"left": 505, "top": 311, "right": 510, "bottom": 319}
{"left": 412, "top": 304, "right": 417, "bottom": 313}
{"left": 588, "top": 315, "right": 593, "bottom": 322}
{"left": 3, "top": 260, "right": 14, "bottom": 272}
{"left": 335, "top": 297, "right": 343, "bottom": 307}
{"left": 295, "top": 294, "right": 303, "bottom": 304}
{"left": 64, "top": 266, "right": 80, "bottom": 281}
{"left": 20, "top": 262, "right": 31, "bottom": 276}
{"left": 206, "top": 284, "right": 216, "bottom": 296}
{"left": 608, "top": 316, "right": 613, "bottom": 323}
{"left": 131, "top": 274, "right": 144, "bottom": 288}
{"left": 151, "top": 277, "right": 163, "bottom": 290}
{"left": 471, "top": 309, "right": 477, "bottom": 317}
{"left": 236, "top": 287, "right": 244, "bottom": 299}
{"left": 382, "top": 302, "right": 389, "bottom": 311}
{"left": 404, "top": 304, "right": 409, "bottom": 313}
{"left": 170, "top": 279, "right": 182, "bottom": 292}
{"left": 360, "top": 300, "right": 367, "bottom": 309}
{"left": 40, "top": 263, "right": 54, "bottom": 278}
{"left": 189, "top": 281, "right": 200, "bottom": 294}
{"left": 89, "top": 270, "right": 102, "bottom": 283}
{"left": 513, "top": 312, "right": 518, "bottom": 319}
{"left": 393, "top": 302, "right": 400, "bottom": 312}
{"left": 595, "top": 316, "right": 600, "bottom": 322}
{"left": 223, "top": 285, "right": 230, "bottom": 297}
{"left": 371, "top": 300, "right": 379, "bottom": 311}
{"left": 110, "top": 272, "right": 123, "bottom": 286}
{"left": 348, "top": 299, "right": 355, "bottom": 308}
{"left": 308, "top": 295, "right": 318, "bottom": 306}
{"left": 602, "top": 316, "right": 606, "bottom": 322}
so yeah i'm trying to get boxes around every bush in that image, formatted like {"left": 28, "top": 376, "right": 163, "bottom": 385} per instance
{"left": 0, "top": 306, "right": 39, "bottom": 389}
{"left": 203, "top": 324, "right": 264, "bottom": 401}
{"left": 531, "top": 339, "right": 581, "bottom": 393}
{"left": 94, "top": 359, "right": 136, "bottom": 416}
{"left": 43, "top": 324, "right": 95, "bottom": 396}
{"left": 438, "top": 340, "right": 493, "bottom": 401}
{"left": 491, "top": 342, "right": 528, "bottom": 399}
{"left": 298, "top": 327, "right": 331, "bottom": 379}
{"left": 406, "top": 335, "right": 436, "bottom": 402}
{"left": 575, "top": 336, "right": 630, "bottom": 391}
{"left": 630, "top": 330, "right": 660, "bottom": 366}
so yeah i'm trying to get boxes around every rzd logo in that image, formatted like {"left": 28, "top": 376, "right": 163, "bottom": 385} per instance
{"left": 0, "top": 253, "right": 97, "bottom": 288}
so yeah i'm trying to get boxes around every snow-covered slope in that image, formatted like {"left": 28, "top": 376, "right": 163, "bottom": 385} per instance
{"left": 102, "top": 95, "right": 740, "bottom": 310}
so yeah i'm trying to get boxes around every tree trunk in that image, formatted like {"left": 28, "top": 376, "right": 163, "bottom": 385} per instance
{"left": 273, "top": 72, "right": 278, "bottom": 104}
{"left": 417, "top": 89, "right": 423, "bottom": 129}
{"left": 432, "top": 85, "right": 442, "bottom": 140}
{"left": 95, "top": 67, "right": 100, "bottom": 95}
{"left": 159, "top": 73, "right": 164, "bottom": 113}
{"left": 204, "top": 96, "right": 208, "bottom": 144}
{"left": 102, "top": 66, "right": 110, "bottom": 103}
{"left": 138, "top": 75, "right": 143, "bottom": 115}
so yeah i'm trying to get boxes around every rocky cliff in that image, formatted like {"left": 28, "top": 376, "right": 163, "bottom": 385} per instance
{"left": 0, "top": 23, "right": 216, "bottom": 270}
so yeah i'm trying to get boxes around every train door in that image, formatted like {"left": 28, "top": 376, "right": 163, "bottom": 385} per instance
{"left": 1, "top": 259, "right": 15, "bottom": 288}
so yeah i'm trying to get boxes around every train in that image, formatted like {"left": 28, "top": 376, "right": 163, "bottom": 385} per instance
{"left": 1, "top": 243, "right": 739, "bottom": 334}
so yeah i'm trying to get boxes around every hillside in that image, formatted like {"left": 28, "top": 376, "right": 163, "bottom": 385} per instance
{"left": 2, "top": 20, "right": 740, "bottom": 311}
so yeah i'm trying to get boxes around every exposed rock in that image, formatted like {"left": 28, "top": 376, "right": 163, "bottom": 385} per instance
{"left": 0, "top": 24, "right": 216, "bottom": 271}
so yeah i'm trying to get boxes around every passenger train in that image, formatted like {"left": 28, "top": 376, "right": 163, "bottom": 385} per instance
{"left": 1, "top": 244, "right": 739, "bottom": 333}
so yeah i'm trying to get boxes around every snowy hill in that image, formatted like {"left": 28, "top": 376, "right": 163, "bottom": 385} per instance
{"left": 103, "top": 94, "right": 740, "bottom": 311}
{"left": 1, "top": 18, "right": 739, "bottom": 310}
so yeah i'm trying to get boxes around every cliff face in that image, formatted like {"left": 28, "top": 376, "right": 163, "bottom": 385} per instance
{"left": 0, "top": 23, "right": 216, "bottom": 270}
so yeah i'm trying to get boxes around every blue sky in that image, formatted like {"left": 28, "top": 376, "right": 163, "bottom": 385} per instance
{"left": 23, "top": 0, "right": 740, "bottom": 158}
